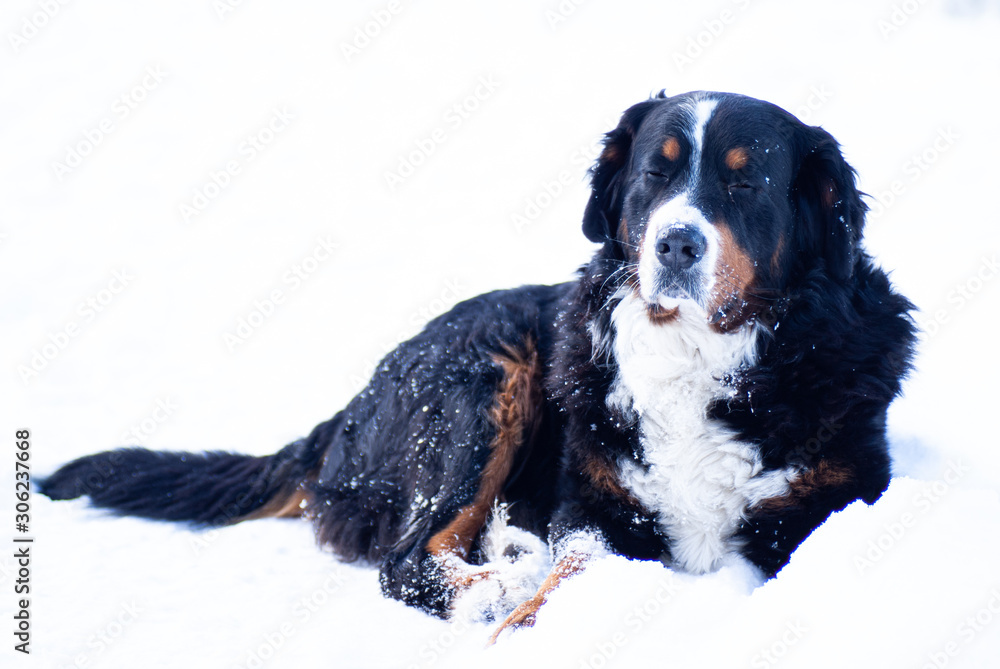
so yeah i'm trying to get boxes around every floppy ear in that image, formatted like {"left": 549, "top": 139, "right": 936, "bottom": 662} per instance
{"left": 582, "top": 97, "right": 663, "bottom": 243}
{"left": 792, "top": 126, "right": 866, "bottom": 281}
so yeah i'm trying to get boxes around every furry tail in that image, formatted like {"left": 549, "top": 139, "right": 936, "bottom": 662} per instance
{"left": 39, "top": 428, "right": 331, "bottom": 526}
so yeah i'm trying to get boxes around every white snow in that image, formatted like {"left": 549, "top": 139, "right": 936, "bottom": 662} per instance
{"left": 2, "top": 1, "right": 1000, "bottom": 667}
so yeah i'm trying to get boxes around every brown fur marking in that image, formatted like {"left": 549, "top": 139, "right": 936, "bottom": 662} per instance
{"left": 618, "top": 216, "right": 632, "bottom": 257}
{"left": 754, "top": 461, "right": 857, "bottom": 512}
{"left": 426, "top": 340, "right": 542, "bottom": 576}
{"left": 771, "top": 233, "right": 786, "bottom": 275}
{"left": 246, "top": 488, "right": 309, "bottom": 521}
{"left": 821, "top": 177, "right": 838, "bottom": 209}
{"left": 725, "top": 147, "right": 749, "bottom": 171}
{"left": 268, "top": 488, "right": 310, "bottom": 518}
{"left": 245, "top": 458, "right": 321, "bottom": 521}
{"left": 647, "top": 303, "right": 680, "bottom": 325}
{"left": 246, "top": 487, "right": 311, "bottom": 520}
{"left": 582, "top": 454, "right": 639, "bottom": 504}
{"left": 709, "top": 221, "right": 757, "bottom": 331}
{"left": 600, "top": 144, "right": 620, "bottom": 166}
{"left": 661, "top": 136, "right": 681, "bottom": 161}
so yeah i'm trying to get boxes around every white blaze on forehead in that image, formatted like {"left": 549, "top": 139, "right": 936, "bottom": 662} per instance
{"left": 687, "top": 97, "right": 719, "bottom": 184}
{"left": 691, "top": 98, "right": 718, "bottom": 156}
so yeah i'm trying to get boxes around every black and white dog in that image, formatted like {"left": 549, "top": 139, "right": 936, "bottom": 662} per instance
{"left": 41, "top": 91, "right": 916, "bottom": 641}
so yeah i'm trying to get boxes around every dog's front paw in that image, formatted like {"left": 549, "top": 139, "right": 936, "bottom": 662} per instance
{"left": 486, "top": 595, "right": 543, "bottom": 645}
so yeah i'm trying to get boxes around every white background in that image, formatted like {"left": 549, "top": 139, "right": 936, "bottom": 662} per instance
{"left": 2, "top": 1, "right": 999, "bottom": 667}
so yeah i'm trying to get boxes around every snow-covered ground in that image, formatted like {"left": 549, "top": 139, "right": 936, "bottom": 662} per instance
{"left": 2, "top": 1, "right": 1000, "bottom": 667}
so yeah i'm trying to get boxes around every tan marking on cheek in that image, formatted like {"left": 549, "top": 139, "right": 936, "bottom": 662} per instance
{"left": 725, "top": 147, "right": 749, "bottom": 171}
{"left": 661, "top": 136, "right": 681, "bottom": 161}
{"left": 709, "top": 221, "right": 756, "bottom": 331}
{"left": 618, "top": 216, "right": 630, "bottom": 248}
{"left": 618, "top": 217, "right": 642, "bottom": 272}
{"left": 771, "top": 233, "right": 786, "bottom": 275}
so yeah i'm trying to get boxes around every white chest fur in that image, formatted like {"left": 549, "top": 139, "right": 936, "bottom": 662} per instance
{"left": 606, "top": 294, "right": 795, "bottom": 574}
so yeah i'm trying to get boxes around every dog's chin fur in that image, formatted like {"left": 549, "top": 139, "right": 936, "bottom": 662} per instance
{"left": 606, "top": 291, "right": 797, "bottom": 574}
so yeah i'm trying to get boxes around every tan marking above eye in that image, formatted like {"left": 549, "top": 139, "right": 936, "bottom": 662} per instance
{"left": 661, "top": 137, "right": 681, "bottom": 161}
{"left": 725, "top": 147, "right": 749, "bottom": 171}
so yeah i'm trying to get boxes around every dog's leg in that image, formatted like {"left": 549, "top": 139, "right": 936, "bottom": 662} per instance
{"left": 424, "top": 503, "right": 499, "bottom": 586}
{"left": 484, "top": 439, "right": 640, "bottom": 641}
{"left": 380, "top": 341, "right": 543, "bottom": 617}
{"left": 435, "top": 342, "right": 543, "bottom": 601}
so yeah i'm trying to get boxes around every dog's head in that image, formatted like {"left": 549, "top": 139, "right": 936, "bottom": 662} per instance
{"left": 584, "top": 91, "right": 864, "bottom": 331}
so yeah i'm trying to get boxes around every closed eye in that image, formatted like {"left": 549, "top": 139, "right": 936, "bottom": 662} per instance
{"left": 646, "top": 171, "right": 669, "bottom": 180}
{"left": 727, "top": 182, "right": 755, "bottom": 196}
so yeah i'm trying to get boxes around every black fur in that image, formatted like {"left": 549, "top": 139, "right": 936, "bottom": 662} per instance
{"left": 40, "top": 430, "right": 327, "bottom": 526}
{"left": 41, "top": 91, "right": 916, "bottom": 625}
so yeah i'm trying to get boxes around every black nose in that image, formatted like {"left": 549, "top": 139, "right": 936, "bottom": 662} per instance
{"left": 655, "top": 226, "right": 707, "bottom": 270}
